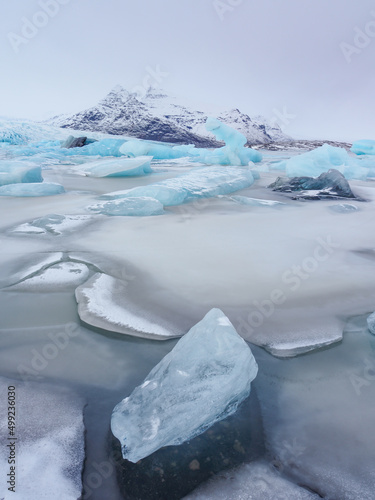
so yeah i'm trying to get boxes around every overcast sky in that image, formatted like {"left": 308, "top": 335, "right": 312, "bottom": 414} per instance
{"left": 1, "top": 0, "right": 375, "bottom": 141}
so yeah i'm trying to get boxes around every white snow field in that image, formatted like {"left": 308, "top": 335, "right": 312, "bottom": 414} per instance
{"left": 0, "top": 118, "right": 375, "bottom": 499}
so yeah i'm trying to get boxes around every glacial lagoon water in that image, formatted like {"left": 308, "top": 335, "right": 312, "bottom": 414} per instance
{"left": 0, "top": 145, "right": 375, "bottom": 499}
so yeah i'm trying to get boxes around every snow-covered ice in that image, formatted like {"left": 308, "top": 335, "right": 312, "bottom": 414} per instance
{"left": 11, "top": 214, "right": 96, "bottom": 236}
{"left": 0, "top": 376, "right": 85, "bottom": 500}
{"left": 184, "top": 460, "right": 320, "bottom": 500}
{"left": 75, "top": 273, "right": 184, "bottom": 339}
{"left": 7, "top": 262, "right": 90, "bottom": 291}
{"left": 111, "top": 309, "right": 258, "bottom": 463}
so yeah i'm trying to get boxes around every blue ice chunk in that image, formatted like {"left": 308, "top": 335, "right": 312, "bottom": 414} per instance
{"left": 99, "top": 166, "right": 255, "bottom": 207}
{"left": 68, "top": 138, "right": 126, "bottom": 157}
{"left": 111, "top": 308, "right": 258, "bottom": 463}
{"left": 90, "top": 196, "right": 165, "bottom": 216}
{"left": 120, "top": 140, "right": 191, "bottom": 160}
{"left": 367, "top": 312, "right": 375, "bottom": 334}
{"left": 274, "top": 144, "right": 369, "bottom": 180}
{"left": 84, "top": 156, "right": 153, "bottom": 177}
{"left": 0, "top": 161, "right": 43, "bottom": 186}
{"left": 0, "top": 182, "right": 65, "bottom": 197}
{"left": 351, "top": 140, "right": 375, "bottom": 156}
{"left": 230, "top": 195, "right": 285, "bottom": 207}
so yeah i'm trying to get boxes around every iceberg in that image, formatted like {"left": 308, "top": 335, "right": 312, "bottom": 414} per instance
{"left": 83, "top": 156, "right": 153, "bottom": 177}
{"left": 0, "top": 182, "right": 65, "bottom": 197}
{"left": 274, "top": 144, "right": 369, "bottom": 180}
{"left": 111, "top": 309, "right": 258, "bottom": 463}
{"left": 367, "top": 312, "right": 375, "bottom": 334}
{"left": 94, "top": 166, "right": 255, "bottom": 215}
{"left": 351, "top": 140, "right": 375, "bottom": 156}
{"left": 268, "top": 169, "right": 356, "bottom": 200}
{"left": 119, "top": 139, "right": 192, "bottom": 160}
{"left": 90, "top": 196, "right": 165, "bottom": 216}
{"left": 75, "top": 273, "right": 183, "bottom": 338}
{"left": 0, "top": 161, "right": 42, "bottom": 186}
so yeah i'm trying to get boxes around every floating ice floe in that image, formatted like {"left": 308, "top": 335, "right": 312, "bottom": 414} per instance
{"left": 7, "top": 262, "right": 90, "bottom": 291}
{"left": 91, "top": 166, "right": 255, "bottom": 216}
{"left": 111, "top": 309, "right": 258, "bottom": 463}
{"left": 75, "top": 273, "right": 183, "bottom": 339}
{"left": 6, "top": 253, "right": 64, "bottom": 284}
{"left": 184, "top": 460, "right": 320, "bottom": 500}
{"left": 228, "top": 195, "right": 285, "bottom": 207}
{"left": 11, "top": 214, "right": 96, "bottom": 235}
{"left": 367, "top": 312, "right": 375, "bottom": 334}
{"left": 274, "top": 144, "right": 369, "bottom": 180}
{"left": 268, "top": 169, "right": 356, "bottom": 200}
{"left": 82, "top": 156, "right": 153, "bottom": 177}
{"left": 0, "top": 182, "right": 65, "bottom": 197}
{"left": 0, "top": 161, "right": 42, "bottom": 186}
{"left": 0, "top": 376, "right": 85, "bottom": 500}
{"left": 90, "top": 196, "right": 165, "bottom": 216}
{"left": 351, "top": 139, "right": 375, "bottom": 156}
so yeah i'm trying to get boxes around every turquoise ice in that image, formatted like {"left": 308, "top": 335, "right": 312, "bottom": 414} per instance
{"left": 351, "top": 140, "right": 375, "bottom": 156}
{"left": 0, "top": 182, "right": 65, "bottom": 197}
{"left": 111, "top": 309, "right": 258, "bottom": 463}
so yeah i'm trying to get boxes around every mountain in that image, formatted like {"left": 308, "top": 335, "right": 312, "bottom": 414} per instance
{"left": 48, "top": 86, "right": 291, "bottom": 146}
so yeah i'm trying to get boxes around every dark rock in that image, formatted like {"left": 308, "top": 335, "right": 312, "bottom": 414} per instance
{"left": 268, "top": 169, "right": 356, "bottom": 200}
{"left": 108, "top": 391, "right": 264, "bottom": 500}
{"left": 61, "top": 136, "right": 98, "bottom": 149}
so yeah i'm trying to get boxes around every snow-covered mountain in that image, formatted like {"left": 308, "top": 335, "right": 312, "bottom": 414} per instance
{"left": 48, "top": 86, "right": 291, "bottom": 146}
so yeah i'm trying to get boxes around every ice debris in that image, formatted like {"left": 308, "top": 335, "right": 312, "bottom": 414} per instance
{"left": 111, "top": 308, "right": 258, "bottom": 463}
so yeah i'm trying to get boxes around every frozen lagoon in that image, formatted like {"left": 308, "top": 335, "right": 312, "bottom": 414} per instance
{"left": 0, "top": 137, "right": 375, "bottom": 498}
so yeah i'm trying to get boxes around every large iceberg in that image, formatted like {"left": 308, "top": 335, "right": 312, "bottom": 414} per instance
{"left": 111, "top": 309, "right": 258, "bottom": 463}
{"left": 274, "top": 144, "right": 369, "bottom": 180}
{"left": 92, "top": 165, "right": 255, "bottom": 215}
{"left": 118, "top": 118, "right": 262, "bottom": 166}
{"left": 83, "top": 156, "right": 153, "bottom": 177}
{"left": 0, "top": 161, "right": 42, "bottom": 186}
{"left": 351, "top": 140, "right": 375, "bottom": 156}
{"left": 0, "top": 182, "right": 65, "bottom": 197}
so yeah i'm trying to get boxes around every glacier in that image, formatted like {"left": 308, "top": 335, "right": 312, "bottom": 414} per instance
{"left": 111, "top": 309, "right": 258, "bottom": 463}
{"left": 0, "top": 182, "right": 65, "bottom": 197}
{"left": 91, "top": 165, "right": 255, "bottom": 215}
{"left": 274, "top": 144, "right": 370, "bottom": 180}
{"left": 351, "top": 139, "right": 375, "bottom": 156}
{"left": 367, "top": 312, "right": 375, "bottom": 334}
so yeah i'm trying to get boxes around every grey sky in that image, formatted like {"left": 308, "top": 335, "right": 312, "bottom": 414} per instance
{"left": 1, "top": 0, "right": 375, "bottom": 141}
